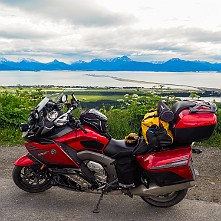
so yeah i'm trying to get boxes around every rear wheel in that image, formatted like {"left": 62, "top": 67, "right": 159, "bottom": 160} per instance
{"left": 140, "top": 189, "right": 188, "bottom": 208}
{"left": 12, "top": 166, "right": 52, "bottom": 193}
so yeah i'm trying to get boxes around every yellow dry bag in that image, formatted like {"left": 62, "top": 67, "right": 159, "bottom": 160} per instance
{"left": 141, "top": 110, "right": 173, "bottom": 147}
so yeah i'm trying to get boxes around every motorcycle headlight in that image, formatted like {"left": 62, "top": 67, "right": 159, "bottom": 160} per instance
{"left": 54, "top": 114, "right": 68, "bottom": 126}
{"left": 47, "top": 110, "right": 59, "bottom": 122}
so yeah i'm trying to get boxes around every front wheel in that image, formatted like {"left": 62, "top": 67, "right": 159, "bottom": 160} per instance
{"left": 140, "top": 189, "right": 188, "bottom": 208}
{"left": 12, "top": 166, "right": 52, "bottom": 193}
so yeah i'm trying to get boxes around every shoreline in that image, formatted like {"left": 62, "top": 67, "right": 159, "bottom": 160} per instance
{"left": 1, "top": 84, "right": 221, "bottom": 98}
{"left": 0, "top": 71, "right": 221, "bottom": 90}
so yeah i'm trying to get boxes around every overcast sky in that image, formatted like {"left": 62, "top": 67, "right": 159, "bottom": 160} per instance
{"left": 1, "top": 0, "right": 221, "bottom": 63}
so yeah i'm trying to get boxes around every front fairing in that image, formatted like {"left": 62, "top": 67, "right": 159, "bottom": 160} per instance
{"left": 22, "top": 94, "right": 65, "bottom": 141}
{"left": 25, "top": 141, "right": 79, "bottom": 167}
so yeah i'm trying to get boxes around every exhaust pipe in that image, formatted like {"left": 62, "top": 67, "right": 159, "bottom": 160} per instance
{"left": 86, "top": 189, "right": 123, "bottom": 195}
{"left": 130, "top": 181, "right": 194, "bottom": 196}
{"left": 86, "top": 181, "right": 194, "bottom": 196}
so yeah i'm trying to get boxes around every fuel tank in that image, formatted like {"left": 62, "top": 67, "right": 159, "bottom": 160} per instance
{"left": 54, "top": 126, "right": 110, "bottom": 152}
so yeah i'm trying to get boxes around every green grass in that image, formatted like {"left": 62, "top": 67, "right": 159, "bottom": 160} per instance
{"left": 196, "top": 133, "right": 221, "bottom": 148}
{"left": 0, "top": 127, "right": 23, "bottom": 145}
{"left": 103, "top": 109, "right": 137, "bottom": 139}
{"left": 76, "top": 95, "right": 123, "bottom": 102}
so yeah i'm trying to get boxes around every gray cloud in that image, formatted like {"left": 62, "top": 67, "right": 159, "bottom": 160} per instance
{"left": 0, "top": 0, "right": 135, "bottom": 27}
{"left": 80, "top": 26, "right": 221, "bottom": 61}
{"left": 153, "top": 27, "right": 221, "bottom": 44}
{"left": 184, "top": 28, "right": 221, "bottom": 43}
{"left": 0, "top": 28, "right": 55, "bottom": 40}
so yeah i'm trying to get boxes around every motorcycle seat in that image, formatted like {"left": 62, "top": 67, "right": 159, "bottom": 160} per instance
{"left": 104, "top": 139, "right": 136, "bottom": 158}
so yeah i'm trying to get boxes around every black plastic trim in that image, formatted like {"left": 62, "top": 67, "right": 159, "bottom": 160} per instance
{"left": 27, "top": 153, "right": 40, "bottom": 163}
{"left": 26, "top": 145, "right": 55, "bottom": 164}
{"left": 80, "top": 140, "right": 104, "bottom": 150}
{"left": 56, "top": 142, "right": 82, "bottom": 165}
{"left": 56, "top": 142, "right": 96, "bottom": 184}
{"left": 46, "top": 126, "right": 73, "bottom": 139}
{"left": 144, "top": 170, "right": 194, "bottom": 187}
{"left": 173, "top": 124, "right": 216, "bottom": 145}
{"left": 35, "top": 138, "right": 54, "bottom": 144}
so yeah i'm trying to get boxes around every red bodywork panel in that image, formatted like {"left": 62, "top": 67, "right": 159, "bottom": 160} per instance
{"left": 137, "top": 146, "right": 193, "bottom": 180}
{"left": 25, "top": 142, "right": 79, "bottom": 167}
{"left": 23, "top": 126, "right": 109, "bottom": 167}
{"left": 54, "top": 126, "right": 109, "bottom": 152}
{"left": 175, "top": 109, "right": 217, "bottom": 128}
{"left": 14, "top": 155, "right": 35, "bottom": 166}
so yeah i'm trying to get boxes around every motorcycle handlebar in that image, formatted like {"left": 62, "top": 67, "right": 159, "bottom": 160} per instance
{"left": 75, "top": 119, "right": 87, "bottom": 134}
{"left": 78, "top": 124, "right": 88, "bottom": 134}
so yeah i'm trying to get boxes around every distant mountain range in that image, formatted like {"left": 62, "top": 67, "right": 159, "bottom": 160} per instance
{"left": 1, "top": 56, "right": 221, "bottom": 72}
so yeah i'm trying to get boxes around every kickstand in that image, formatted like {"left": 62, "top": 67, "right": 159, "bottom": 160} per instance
{"left": 93, "top": 190, "right": 104, "bottom": 213}
{"left": 92, "top": 179, "right": 118, "bottom": 213}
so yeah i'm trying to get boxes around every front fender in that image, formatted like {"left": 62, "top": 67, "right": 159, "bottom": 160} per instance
{"left": 14, "top": 154, "right": 36, "bottom": 166}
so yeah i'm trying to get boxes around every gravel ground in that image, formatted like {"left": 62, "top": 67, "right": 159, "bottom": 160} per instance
{"left": 0, "top": 145, "right": 220, "bottom": 203}
{"left": 187, "top": 146, "right": 221, "bottom": 203}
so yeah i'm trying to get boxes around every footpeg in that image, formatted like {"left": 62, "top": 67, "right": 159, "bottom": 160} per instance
{"left": 118, "top": 183, "right": 135, "bottom": 189}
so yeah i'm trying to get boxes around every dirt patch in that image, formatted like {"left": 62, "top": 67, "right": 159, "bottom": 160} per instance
{"left": 187, "top": 146, "right": 221, "bottom": 203}
{"left": 0, "top": 146, "right": 27, "bottom": 178}
{"left": 0, "top": 145, "right": 220, "bottom": 203}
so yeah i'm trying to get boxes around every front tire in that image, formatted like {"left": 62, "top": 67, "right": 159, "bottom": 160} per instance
{"left": 140, "top": 189, "right": 188, "bottom": 208}
{"left": 12, "top": 166, "right": 52, "bottom": 193}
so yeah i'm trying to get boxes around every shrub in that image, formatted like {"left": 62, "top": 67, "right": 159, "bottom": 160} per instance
{"left": 0, "top": 88, "right": 43, "bottom": 144}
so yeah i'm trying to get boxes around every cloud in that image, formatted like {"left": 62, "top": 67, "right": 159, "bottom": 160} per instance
{"left": 79, "top": 26, "right": 221, "bottom": 61}
{"left": 1, "top": 24, "right": 221, "bottom": 62}
{"left": 0, "top": 27, "right": 55, "bottom": 40}
{"left": 0, "top": 0, "right": 135, "bottom": 27}
{"left": 0, "top": 1, "right": 221, "bottom": 62}
{"left": 184, "top": 28, "right": 221, "bottom": 43}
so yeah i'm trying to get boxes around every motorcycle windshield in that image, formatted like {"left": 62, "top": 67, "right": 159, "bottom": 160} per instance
{"left": 35, "top": 93, "right": 63, "bottom": 112}
{"left": 36, "top": 97, "right": 50, "bottom": 112}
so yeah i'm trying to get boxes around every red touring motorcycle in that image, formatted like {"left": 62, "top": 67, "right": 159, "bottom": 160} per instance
{"left": 13, "top": 94, "right": 217, "bottom": 212}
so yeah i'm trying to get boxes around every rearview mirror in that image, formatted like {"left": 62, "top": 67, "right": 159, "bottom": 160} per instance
{"left": 60, "top": 94, "right": 67, "bottom": 103}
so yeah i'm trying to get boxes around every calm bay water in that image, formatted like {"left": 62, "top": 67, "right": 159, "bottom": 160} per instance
{"left": 0, "top": 71, "right": 221, "bottom": 90}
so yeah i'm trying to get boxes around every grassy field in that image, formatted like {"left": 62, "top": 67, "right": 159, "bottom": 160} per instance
{"left": 0, "top": 85, "right": 202, "bottom": 108}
